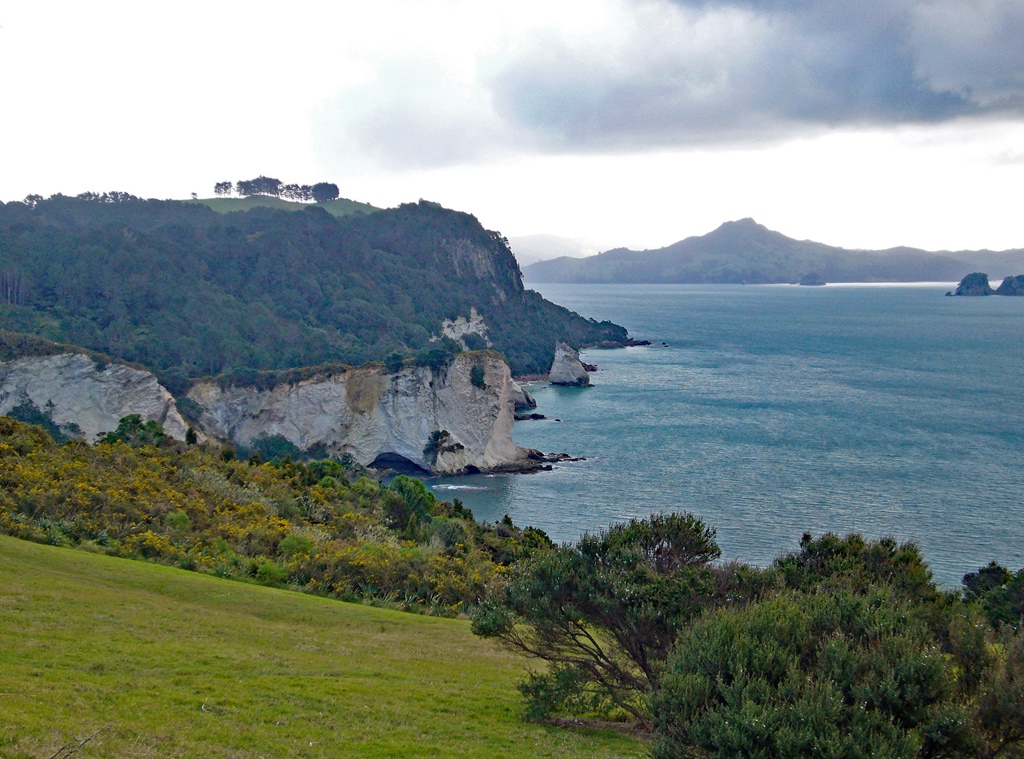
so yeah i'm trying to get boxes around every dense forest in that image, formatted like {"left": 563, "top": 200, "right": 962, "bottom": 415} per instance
{"left": 0, "top": 193, "right": 628, "bottom": 387}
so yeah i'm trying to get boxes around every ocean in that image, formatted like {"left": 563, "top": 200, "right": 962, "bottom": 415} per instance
{"left": 428, "top": 283, "right": 1024, "bottom": 587}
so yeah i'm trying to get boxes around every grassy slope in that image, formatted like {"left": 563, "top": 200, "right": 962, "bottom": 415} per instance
{"left": 0, "top": 536, "right": 644, "bottom": 759}
{"left": 192, "top": 196, "right": 380, "bottom": 217}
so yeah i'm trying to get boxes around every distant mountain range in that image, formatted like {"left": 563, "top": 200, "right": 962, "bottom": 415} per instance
{"left": 507, "top": 235, "right": 604, "bottom": 268}
{"left": 521, "top": 219, "right": 1024, "bottom": 284}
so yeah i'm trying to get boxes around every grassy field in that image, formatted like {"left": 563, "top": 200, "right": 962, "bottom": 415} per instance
{"left": 192, "top": 196, "right": 380, "bottom": 217}
{"left": 0, "top": 536, "right": 645, "bottom": 758}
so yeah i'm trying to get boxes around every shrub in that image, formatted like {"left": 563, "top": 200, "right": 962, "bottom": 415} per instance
{"left": 469, "top": 363, "right": 486, "bottom": 389}
{"left": 651, "top": 588, "right": 993, "bottom": 758}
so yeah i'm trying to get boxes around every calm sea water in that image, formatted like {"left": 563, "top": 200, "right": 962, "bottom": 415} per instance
{"left": 429, "top": 283, "right": 1024, "bottom": 587}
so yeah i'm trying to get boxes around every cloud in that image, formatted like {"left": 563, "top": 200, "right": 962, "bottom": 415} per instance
{"left": 313, "top": 0, "right": 1024, "bottom": 169}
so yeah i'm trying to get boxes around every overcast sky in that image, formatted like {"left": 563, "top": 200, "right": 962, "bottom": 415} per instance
{"left": 2, "top": 0, "right": 1023, "bottom": 252}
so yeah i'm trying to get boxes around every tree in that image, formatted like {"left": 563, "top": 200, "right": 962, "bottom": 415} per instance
{"left": 213, "top": 181, "right": 233, "bottom": 196}
{"left": 100, "top": 414, "right": 168, "bottom": 447}
{"left": 964, "top": 561, "right": 1024, "bottom": 630}
{"left": 472, "top": 513, "right": 734, "bottom": 724}
{"left": 235, "top": 176, "right": 282, "bottom": 197}
{"left": 312, "top": 182, "right": 339, "bottom": 203}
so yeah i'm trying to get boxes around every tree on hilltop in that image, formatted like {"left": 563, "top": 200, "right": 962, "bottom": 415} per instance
{"left": 312, "top": 182, "right": 339, "bottom": 203}
{"left": 213, "top": 181, "right": 233, "bottom": 196}
{"left": 236, "top": 176, "right": 283, "bottom": 198}
{"left": 282, "top": 184, "right": 314, "bottom": 202}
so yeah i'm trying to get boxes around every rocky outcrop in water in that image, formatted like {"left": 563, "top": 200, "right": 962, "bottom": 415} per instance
{"left": 950, "top": 272, "right": 1024, "bottom": 296}
{"left": 510, "top": 380, "right": 537, "bottom": 410}
{"left": 548, "top": 341, "right": 591, "bottom": 387}
{"left": 953, "top": 273, "right": 995, "bottom": 296}
{"left": 0, "top": 353, "right": 189, "bottom": 442}
{"left": 995, "top": 275, "right": 1024, "bottom": 296}
{"left": 188, "top": 352, "right": 536, "bottom": 474}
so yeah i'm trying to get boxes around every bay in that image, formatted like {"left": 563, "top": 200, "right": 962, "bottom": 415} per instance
{"left": 428, "top": 283, "right": 1024, "bottom": 587}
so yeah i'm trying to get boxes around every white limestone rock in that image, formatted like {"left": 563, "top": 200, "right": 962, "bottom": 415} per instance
{"left": 433, "top": 307, "right": 491, "bottom": 349}
{"left": 188, "top": 352, "right": 534, "bottom": 474}
{"left": 0, "top": 353, "right": 189, "bottom": 441}
{"left": 548, "top": 341, "right": 591, "bottom": 386}
{"left": 509, "top": 380, "right": 537, "bottom": 410}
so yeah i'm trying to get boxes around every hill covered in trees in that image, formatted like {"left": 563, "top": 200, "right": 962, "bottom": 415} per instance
{"left": 0, "top": 193, "right": 628, "bottom": 387}
{"left": 523, "top": 218, "right": 1024, "bottom": 284}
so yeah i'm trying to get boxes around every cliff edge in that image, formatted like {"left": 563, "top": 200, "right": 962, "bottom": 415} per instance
{"left": 0, "top": 353, "right": 189, "bottom": 442}
{"left": 188, "top": 352, "right": 535, "bottom": 474}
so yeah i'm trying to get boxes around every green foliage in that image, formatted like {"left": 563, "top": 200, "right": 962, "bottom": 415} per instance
{"left": 4, "top": 398, "right": 81, "bottom": 443}
{"left": 0, "top": 195, "right": 629, "bottom": 378}
{"left": 964, "top": 560, "right": 1024, "bottom": 630}
{"left": 651, "top": 588, "right": 984, "bottom": 759}
{"left": 311, "top": 181, "right": 339, "bottom": 203}
{"left": 643, "top": 534, "right": 1024, "bottom": 757}
{"left": 474, "top": 520, "right": 1024, "bottom": 755}
{"left": 777, "top": 531, "right": 937, "bottom": 598}
{"left": 470, "top": 363, "right": 486, "bottom": 389}
{"left": 472, "top": 513, "right": 733, "bottom": 724}
{"left": 100, "top": 414, "right": 168, "bottom": 447}
{"left": 248, "top": 433, "right": 301, "bottom": 463}
{"left": 422, "top": 429, "right": 464, "bottom": 467}
{"left": 0, "top": 417, "right": 551, "bottom": 617}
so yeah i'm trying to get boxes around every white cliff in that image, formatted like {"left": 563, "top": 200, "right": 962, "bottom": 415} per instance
{"left": 0, "top": 353, "right": 190, "bottom": 441}
{"left": 548, "top": 341, "right": 591, "bottom": 386}
{"left": 509, "top": 379, "right": 537, "bottom": 410}
{"left": 433, "top": 307, "right": 491, "bottom": 349}
{"left": 188, "top": 352, "right": 534, "bottom": 474}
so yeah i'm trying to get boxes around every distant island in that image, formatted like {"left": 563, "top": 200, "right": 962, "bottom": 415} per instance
{"left": 522, "top": 218, "right": 1024, "bottom": 285}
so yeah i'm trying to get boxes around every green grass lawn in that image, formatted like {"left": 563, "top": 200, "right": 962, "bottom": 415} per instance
{"left": 0, "top": 536, "right": 645, "bottom": 758}
{"left": 192, "top": 196, "right": 380, "bottom": 217}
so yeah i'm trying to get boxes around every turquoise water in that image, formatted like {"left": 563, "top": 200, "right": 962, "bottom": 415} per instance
{"left": 429, "top": 284, "right": 1024, "bottom": 586}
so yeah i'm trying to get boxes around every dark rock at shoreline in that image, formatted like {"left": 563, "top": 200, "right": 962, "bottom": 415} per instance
{"left": 491, "top": 448, "right": 584, "bottom": 473}
{"left": 799, "top": 271, "right": 827, "bottom": 286}
{"left": 515, "top": 412, "right": 547, "bottom": 421}
{"left": 954, "top": 272, "right": 994, "bottom": 296}
{"left": 581, "top": 361, "right": 599, "bottom": 372}
{"left": 995, "top": 275, "right": 1024, "bottom": 296}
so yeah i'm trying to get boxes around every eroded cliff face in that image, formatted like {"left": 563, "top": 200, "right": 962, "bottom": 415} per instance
{"left": 188, "top": 352, "right": 532, "bottom": 474}
{"left": 0, "top": 353, "right": 189, "bottom": 441}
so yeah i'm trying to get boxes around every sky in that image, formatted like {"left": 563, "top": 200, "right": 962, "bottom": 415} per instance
{"left": 1, "top": 0, "right": 1023, "bottom": 253}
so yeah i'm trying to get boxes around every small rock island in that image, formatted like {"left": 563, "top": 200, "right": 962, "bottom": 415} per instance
{"left": 949, "top": 272, "right": 1024, "bottom": 296}
{"left": 548, "top": 341, "right": 591, "bottom": 387}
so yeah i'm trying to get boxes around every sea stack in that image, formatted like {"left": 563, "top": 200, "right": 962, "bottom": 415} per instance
{"left": 953, "top": 272, "right": 994, "bottom": 296}
{"left": 548, "top": 341, "right": 591, "bottom": 387}
{"left": 995, "top": 275, "right": 1024, "bottom": 296}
